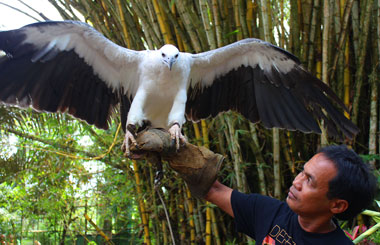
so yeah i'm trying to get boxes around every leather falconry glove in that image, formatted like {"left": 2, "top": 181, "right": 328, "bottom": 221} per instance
{"left": 129, "top": 128, "right": 224, "bottom": 198}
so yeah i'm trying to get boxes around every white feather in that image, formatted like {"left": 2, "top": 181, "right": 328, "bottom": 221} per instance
{"left": 189, "top": 39, "right": 296, "bottom": 88}
{"left": 21, "top": 22, "right": 142, "bottom": 92}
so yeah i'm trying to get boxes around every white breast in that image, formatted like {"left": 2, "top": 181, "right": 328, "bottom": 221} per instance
{"left": 138, "top": 53, "right": 190, "bottom": 128}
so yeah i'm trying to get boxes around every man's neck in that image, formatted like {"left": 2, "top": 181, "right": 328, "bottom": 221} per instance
{"left": 298, "top": 215, "right": 337, "bottom": 233}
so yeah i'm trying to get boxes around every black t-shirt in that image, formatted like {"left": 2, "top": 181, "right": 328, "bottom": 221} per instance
{"left": 231, "top": 190, "right": 353, "bottom": 244}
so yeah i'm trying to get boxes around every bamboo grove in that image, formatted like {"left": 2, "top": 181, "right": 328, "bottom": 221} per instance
{"left": 1, "top": 0, "right": 380, "bottom": 244}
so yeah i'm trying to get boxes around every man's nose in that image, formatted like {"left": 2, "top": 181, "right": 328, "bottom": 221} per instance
{"left": 292, "top": 173, "right": 302, "bottom": 190}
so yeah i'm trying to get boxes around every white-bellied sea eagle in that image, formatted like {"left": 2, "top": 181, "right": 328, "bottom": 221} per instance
{"left": 0, "top": 21, "right": 359, "bottom": 154}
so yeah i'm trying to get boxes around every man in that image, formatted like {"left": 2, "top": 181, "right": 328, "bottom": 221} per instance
{"left": 130, "top": 131, "right": 376, "bottom": 243}
{"left": 205, "top": 145, "right": 377, "bottom": 244}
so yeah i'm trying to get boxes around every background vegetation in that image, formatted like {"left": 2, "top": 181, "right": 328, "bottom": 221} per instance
{"left": 1, "top": 0, "right": 380, "bottom": 244}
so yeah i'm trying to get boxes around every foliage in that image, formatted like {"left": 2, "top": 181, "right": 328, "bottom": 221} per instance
{"left": 1, "top": 0, "right": 380, "bottom": 244}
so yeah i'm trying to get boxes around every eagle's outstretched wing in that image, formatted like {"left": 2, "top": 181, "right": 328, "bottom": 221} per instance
{"left": 0, "top": 21, "right": 143, "bottom": 129}
{"left": 187, "top": 38, "right": 358, "bottom": 140}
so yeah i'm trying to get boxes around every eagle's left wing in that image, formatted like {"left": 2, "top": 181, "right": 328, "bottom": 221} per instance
{"left": 0, "top": 21, "right": 144, "bottom": 129}
{"left": 187, "top": 38, "right": 358, "bottom": 140}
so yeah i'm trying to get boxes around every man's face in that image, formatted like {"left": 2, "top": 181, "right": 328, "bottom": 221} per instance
{"left": 286, "top": 153, "right": 337, "bottom": 218}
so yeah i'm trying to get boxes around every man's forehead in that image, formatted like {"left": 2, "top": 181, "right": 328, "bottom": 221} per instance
{"left": 304, "top": 153, "right": 337, "bottom": 183}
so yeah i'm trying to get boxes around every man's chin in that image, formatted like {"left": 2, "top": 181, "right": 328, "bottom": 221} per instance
{"left": 286, "top": 196, "right": 296, "bottom": 210}
{"left": 286, "top": 196, "right": 291, "bottom": 205}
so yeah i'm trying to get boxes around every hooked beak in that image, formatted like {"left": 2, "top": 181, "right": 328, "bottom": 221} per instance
{"left": 168, "top": 58, "right": 175, "bottom": 71}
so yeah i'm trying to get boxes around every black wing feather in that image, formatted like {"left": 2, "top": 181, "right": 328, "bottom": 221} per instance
{"left": 186, "top": 63, "right": 359, "bottom": 140}
{"left": 0, "top": 29, "right": 118, "bottom": 129}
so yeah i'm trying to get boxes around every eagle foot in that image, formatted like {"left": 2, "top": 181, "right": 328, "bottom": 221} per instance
{"left": 122, "top": 124, "right": 138, "bottom": 157}
{"left": 127, "top": 124, "right": 137, "bottom": 138}
{"left": 168, "top": 122, "right": 187, "bottom": 150}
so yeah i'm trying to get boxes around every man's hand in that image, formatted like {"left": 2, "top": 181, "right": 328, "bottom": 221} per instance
{"left": 205, "top": 180, "right": 234, "bottom": 217}
{"left": 129, "top": 128, "right": 224, "bottom": 198}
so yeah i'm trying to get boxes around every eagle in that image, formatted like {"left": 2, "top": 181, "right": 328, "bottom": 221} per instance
{"left": 0, "top": 21, "right": 358, "bottom": 155}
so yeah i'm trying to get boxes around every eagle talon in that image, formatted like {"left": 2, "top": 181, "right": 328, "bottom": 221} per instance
{"left": 127, "top": 124, "right": 137, "bottom": 138}
{"left": 168, "top": 123, "right": 186, "bottom": 150}
{"left": 122, "top": 124, "right": 138, "bottom": 157}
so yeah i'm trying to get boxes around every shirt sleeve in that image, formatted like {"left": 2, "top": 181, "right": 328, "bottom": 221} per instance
{"left": 231, "top": 189, "right": 285, "bottom": 240}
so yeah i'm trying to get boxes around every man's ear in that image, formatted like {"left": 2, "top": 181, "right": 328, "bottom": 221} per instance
{"left": 330, "top": 199, "right": 349, "bottom": 214}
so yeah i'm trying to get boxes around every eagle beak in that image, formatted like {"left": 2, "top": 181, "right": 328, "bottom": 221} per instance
{"left": 168, "top": 57, "right": 177, "bottom": 71}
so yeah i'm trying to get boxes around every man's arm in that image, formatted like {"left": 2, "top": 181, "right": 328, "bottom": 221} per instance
{"left": 204, "top": 180, "right": 234, "bottom": 217}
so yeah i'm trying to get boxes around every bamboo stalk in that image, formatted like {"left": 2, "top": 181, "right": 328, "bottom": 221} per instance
{"left": 212, "top": 0, "right": 224, "bottom": 47}
{"left": 224, "top": 0, "right": 234, "bottom": 44}
{"left": 185, "top": 188, "right": 196, "bottom": 244}
{"left": 132, "top": 160, "right": 151, "bottom": 245}
{"left": 329, "top": 0, "right": 354, "bottom": 82}
{"left": 130, "top": 0, "right": 162, "bottom": 47}
{"left": 281, "top": 134, "right": 296, "bottom": 178}
{"left": 177, "top": 188, "right": 186, "bottom": 243}
{"left": 246, "top": 0, "right": 254, "bottom": 37}
{"left": 238, "top": 0, "right": 249, "bottom": 38}
{"left": 175, "top": 1, "right": 203, "bottom": 52}
{"left": 125, "top": 5, "right": 145, "bottom": 50}
{"left": 369, "top": 67, "right": 378, "bottom": 168}
{"left": 378, "top": 0, "right": 380, "bottom": 63}
{"left": 205, "top": 204, "right": 212, "bottom": 245}
{"left": 100, "top": 0, "right": 111, "bottom": 31}
{"left": 322, "top": 0, "right": 330, "bottom": 86}
{"left": 193, "top": 122, "right": 203, "bottom": 147}
{"left": 215, "top": 117, "right": 227, "bottom": 155}
{"left": 145, "top": 0, "right": 163, "bottom": 43}
{"left": 153, "top": 0, "right": 175, "bottom": 44}
{"left": 342, "top": 0, "right": 351, "bottom": 119}
{"left": 378, "top": 0, "right": 380, "bottom": 156}
{"left": 210, "top": 209, "right": 221, "bottom": 245}
{"left": 162, "top": 219, "right": 168, "bottom": 244}
{"left": 224, "top": 115, "right": 242, "bottom": 191}
{"left": 199, "top": 0, "right": 216, "bottom": 49}
{"left": 368, "top": 12, "right": 379, "bottom": 167}
{"left": 84, "top": 214, "right": 113, "bottom": 245}
{"left": 350, "top": 0, "right": 359, "bottom": 61}
{"left": 280, "top": 0, "right": 286, "bottom": 47}
{"left": 301, "top": 0, "right": 312, "bottom": 62}
{"left": 201, "top": 119, "right": 210, "bottom": 148}
{"left": 200, "top": 120, "right": 217, "bottom": 245}
{"left": 353, "top": 222, "right": 380, "bottom": 244}
{"left": 159, "top": 0, "right": 192, "bottom": 51}
{"left": 248, "top": 123, "right": 267, "bottom": 195}
{"left": 259, "top": 0, "right": 271, "bottom": 41}
{"left": 233, "top": 0, "right": 243, "bottom": 40}
{"left": 320, "top": 0, "right": 330, "bottom": 146}
{"left": 192, "top": 202, "right": 202, "bottom": 240}
{"left": 307, "top": 0, "right": 320, "bottom": 71}
{"left": 196, "top": 199, "right": 205, "bottom": 235}
{"left": 170, "top": 4, "right": 185, "bottom": 51}
{"left": 116, "top": 0, "right": 132, "bottom": 48}
{"left": 192, "top": 121, "right": 210, "bottom": 244}
{"left": 289, "top": 0, "right": 301, "bottom": 56}
{"left": 352, "top": 0, "right": 374, "bottom": 124}
{"left": 273, "top": 128, "right": 281, "bottom": 199}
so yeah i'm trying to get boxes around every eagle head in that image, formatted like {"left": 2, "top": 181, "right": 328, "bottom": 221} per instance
{"left": 160, "top": 44, "right": 179, "bottom": 70}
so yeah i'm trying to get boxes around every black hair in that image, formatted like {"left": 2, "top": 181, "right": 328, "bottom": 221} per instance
{"left": 318, "top": 145, "right": 377, "bottom": 220}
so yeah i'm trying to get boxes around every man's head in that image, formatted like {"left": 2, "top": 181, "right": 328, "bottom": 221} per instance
{"left": 319, "top": 145, "right": 377, "bottom": 220}
{"left": 287, "top": 145, "right": 377, "bottom": 220}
